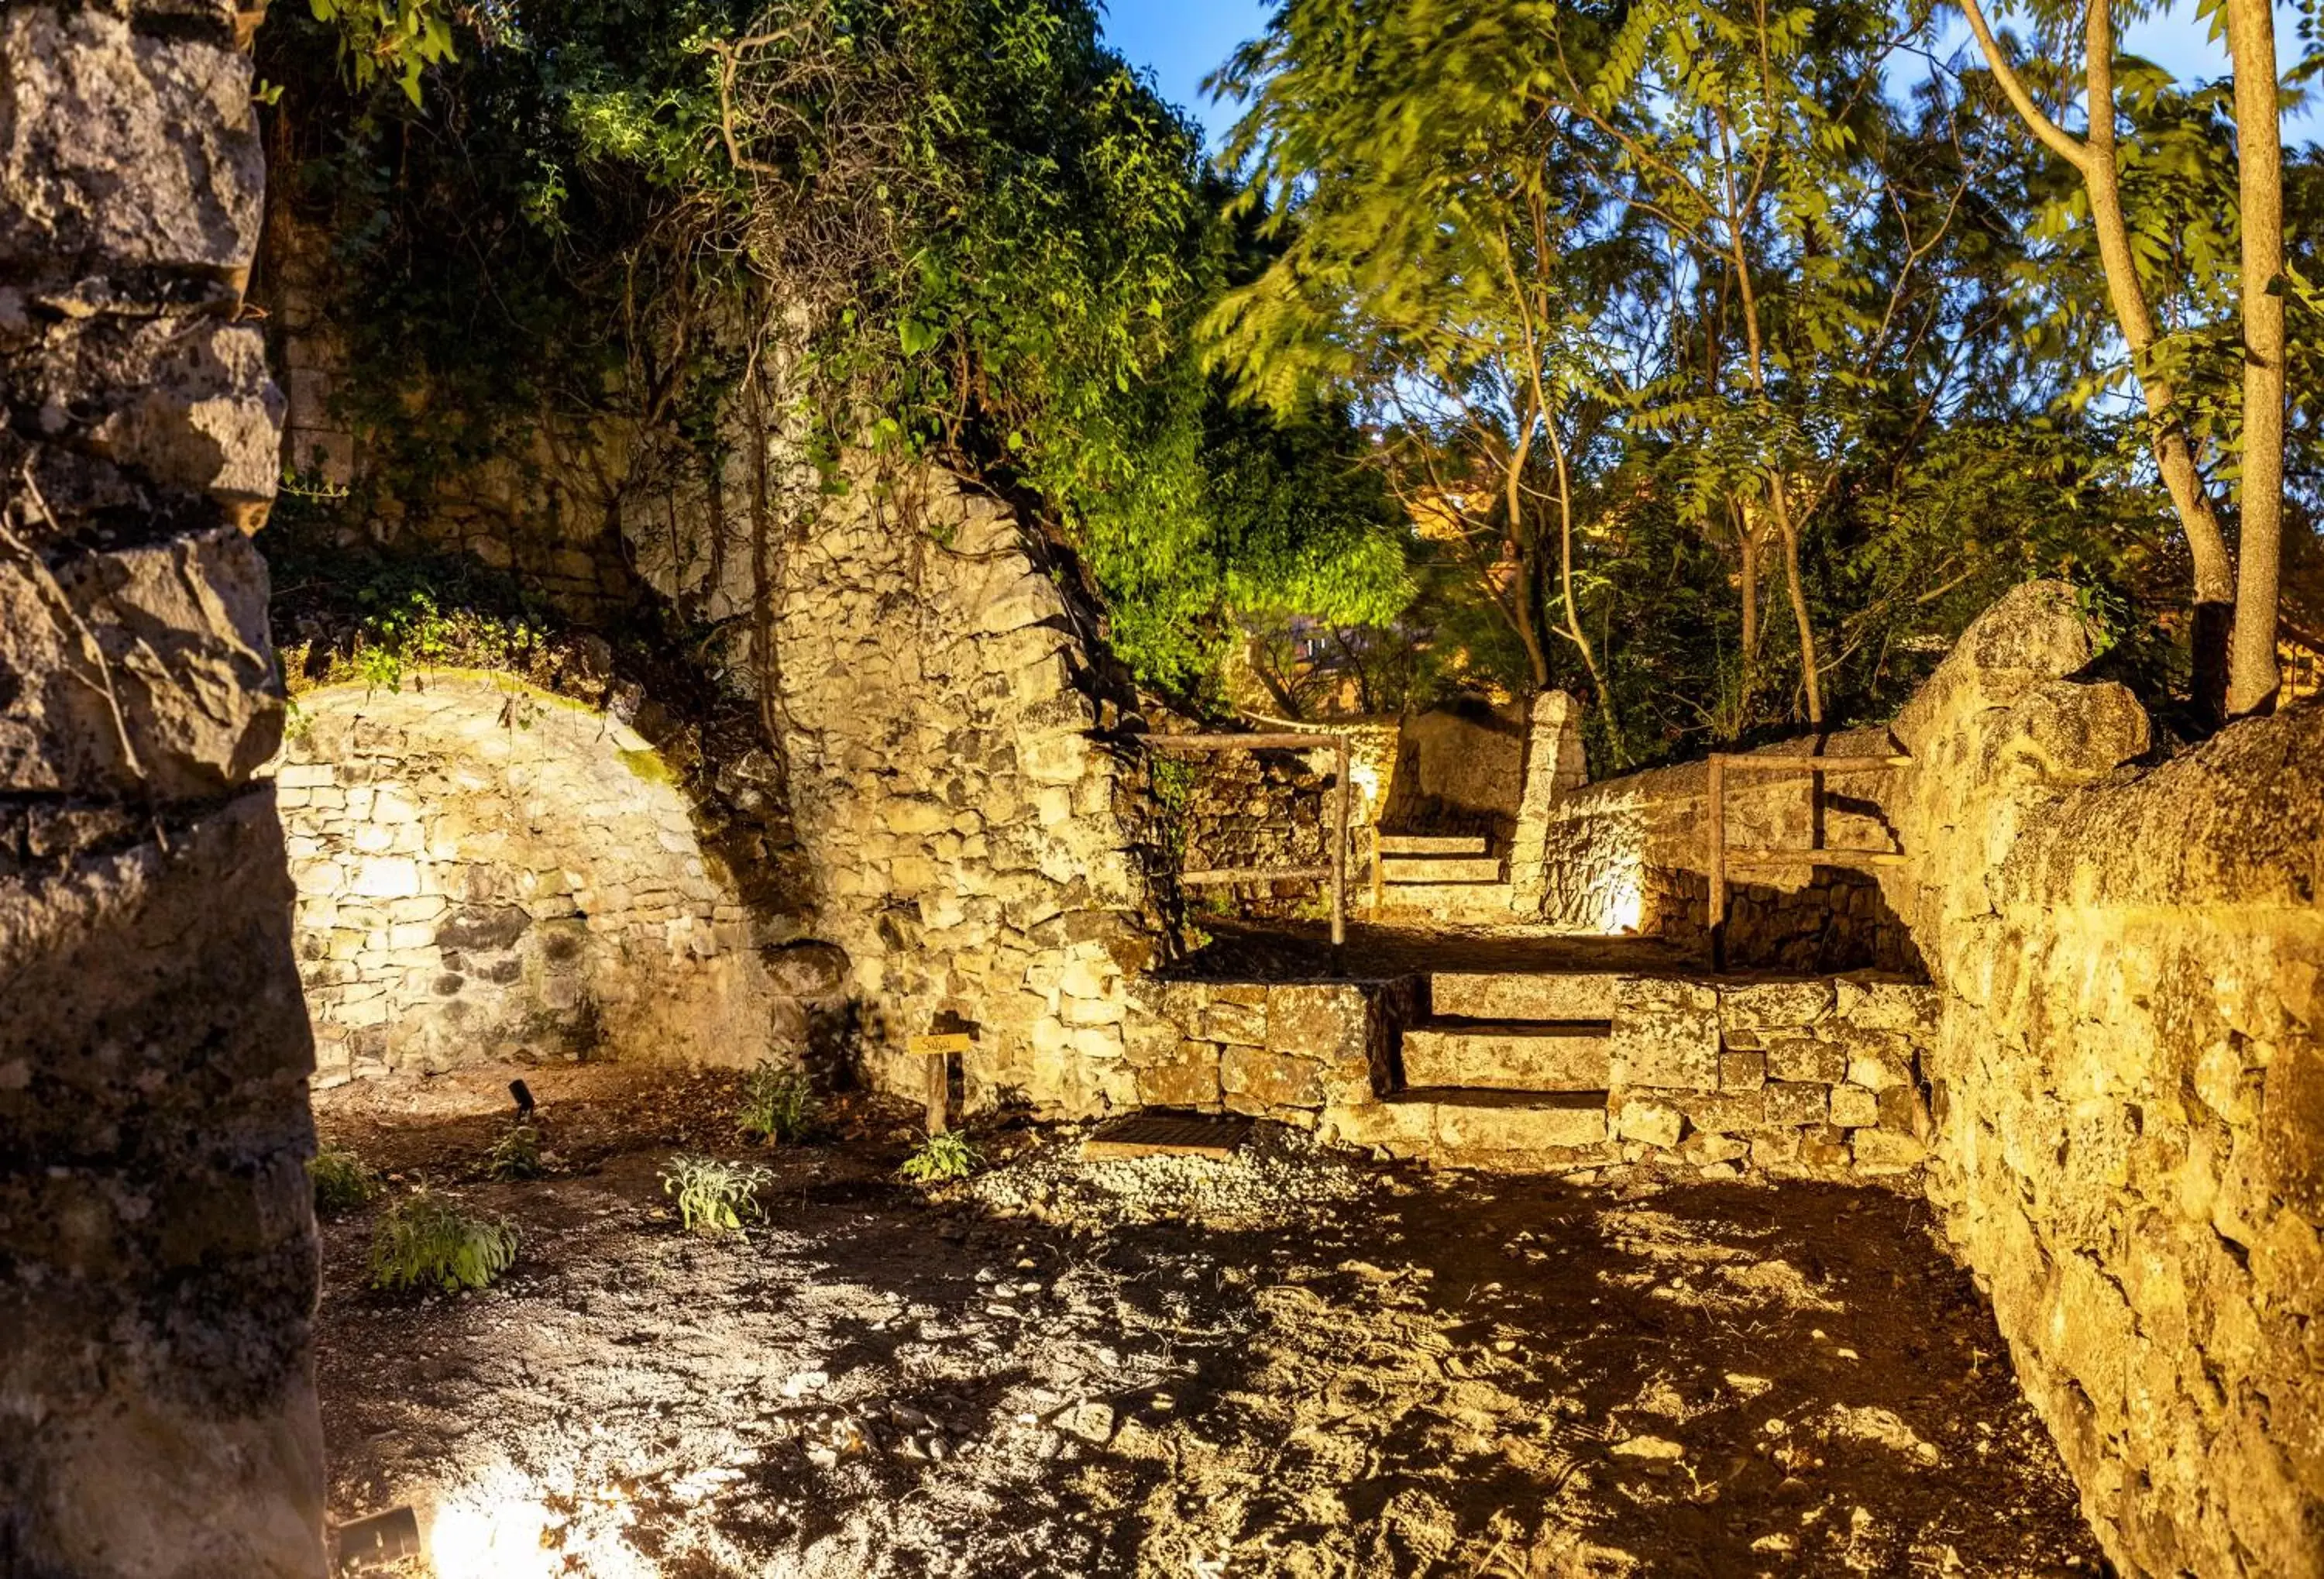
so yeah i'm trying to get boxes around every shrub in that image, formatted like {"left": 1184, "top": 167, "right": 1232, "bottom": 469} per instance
{"left": 899, "top": 1131, "right": 981, "bottom": 1184}
{"left": 660, "top": 1154, "right": 774, "bottom": 1235}
{"left": 309, "top": 1147, "right": 378, "bottom": 1213}
{"left": 368, "top": 1192, "right": 518, "bottom": 1293}
{"left": 486, "top": 1123, "right": 545, "bottom": 1181}
{"left": 736, "top": 1062, "right": 817, "bottom": 1144}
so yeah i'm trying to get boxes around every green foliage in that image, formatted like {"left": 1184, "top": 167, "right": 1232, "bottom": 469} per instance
{"left": 899, "top": 1130, "right": 980, "bottom": 1183}
{"left": 368, "top": 1192, "right": 518, "bottom": 1292}
{"left": 735, "top": 1062, "right": 817, "bottom": 1144}
{"left": 309, "top": 1147, "right": 379, "bottom": 1214}
{"left": 486, "top": 1123, "right": 547, "bottom": 1181}
{"left": 256, "top": 0, "right": 1408, "bottom": 701}
{"left": 308, "top": 0, "right": 459, "bottom": 106}
{"left": 660, "top": 1154, "right": 775, "bottom": 1234}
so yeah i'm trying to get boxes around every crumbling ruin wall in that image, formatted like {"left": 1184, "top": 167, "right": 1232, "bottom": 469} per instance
{"left": 0, "top": 2, "right": 325, "bottom": 1571}
{"left": 1887, "top": 586, "right": 2324, "bottom": 1577}
{"left": 761, "top": 478, "right": 1170, "bottom": 1113}
{"left": 273, "top": 675, "right": 792, "bottom": 1084}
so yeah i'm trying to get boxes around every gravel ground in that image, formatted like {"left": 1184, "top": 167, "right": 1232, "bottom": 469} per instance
{"left": 311, "top": 1064, "right": 2105, "bottom": 1578}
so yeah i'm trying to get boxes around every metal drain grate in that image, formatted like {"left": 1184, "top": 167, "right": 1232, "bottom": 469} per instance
{"left": 1082, "top": 1110, "right": 1254, "bottom": 1161}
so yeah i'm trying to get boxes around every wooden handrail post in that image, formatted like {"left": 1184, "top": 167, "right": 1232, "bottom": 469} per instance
{"left": 1707, "top": 753, "right": 1728, "bottom": 972}
{"left": 1331, "top": 734, "right": 1349, "bottom": 963}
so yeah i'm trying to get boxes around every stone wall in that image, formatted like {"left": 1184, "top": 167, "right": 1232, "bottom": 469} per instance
{"left": 1161, "top": 721, "right": 1396, "bottom": 922}
{"left": 1526, "top": 724, "right": 1919, "bottom": 972}
{"left": 762, "top": 476, "right": 1169, "bottom": 1113}
{"left": 273, "top": 674, "right": 792, "bottom": 1084}
{"left": 1886, "top": 587, "right": 2324, "bottom": 1577}
{"left": 1130, "top": 970, "right": 1937, "bottom": 1183}
{"left": 0, "top": 2, "right": 325, "bottom": 1571}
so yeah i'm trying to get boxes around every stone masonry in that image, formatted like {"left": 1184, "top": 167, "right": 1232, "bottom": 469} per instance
{"left": 1, "top": 2, "right": 325, "bottom": 1571}
{"left": 764, "top": 476, "right": 1168, "bottom": 1113}
{"left": 273, "top": 674, "right": 789, "bottom": 1084}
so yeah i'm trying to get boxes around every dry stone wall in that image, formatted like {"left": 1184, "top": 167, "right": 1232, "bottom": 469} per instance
{"left": 762, "top": 478, "right": 1170, "bottom": 1113}
{"left": 1511, "top": 582, "right": 2324, "bottom": 1576}
{"left": 273, "top": 675, "right": 789, "bottom": 1083}
{"left": 1, "top": 2, "right": 325, "bottom": 1570}
{"left": 1133, "top": 970, "right": 1939, "bottom": 1183}
{"left": 1886, "top": 587, "right": 2324, "bottom": 1578}
{"left": 1526, "top": 724, "right": 1919, "bottom": 972}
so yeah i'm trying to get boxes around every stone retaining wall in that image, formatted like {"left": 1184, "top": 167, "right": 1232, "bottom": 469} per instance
{"left": 1129, "top": 970, "right": 1937, "bottom": 1184}
{"left": 1527, "top": 724, "right": 1918, "bottom": 972}
{"left": 273, "top": 675, "right": 792, "bottom": 1083}
{"left": 1, "top": 2, "right": 325, "bottom": 1569}
{"left": 1887, "top": 587, "right": 2324, "bottom": 1577}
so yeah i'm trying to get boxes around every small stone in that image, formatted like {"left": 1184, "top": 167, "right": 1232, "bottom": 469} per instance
{"left": 1611, "top": 1434, "right": 1686, "bottom": 1460}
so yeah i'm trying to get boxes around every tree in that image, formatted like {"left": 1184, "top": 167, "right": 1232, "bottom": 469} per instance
{"left": 1958, "top": 0, "right": 2285, "bottom": 720}
{"left": 1207, "top": 0, "right": 1656, "bottom": 745}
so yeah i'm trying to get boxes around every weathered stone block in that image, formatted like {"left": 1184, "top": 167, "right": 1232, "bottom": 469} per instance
{"left": 1201, "top": 997, "right": 1266, "bottom": 1048}
{"left": 1611, "top": 979, "right": 1720, "bottom": 1090}
{"left": 1719, "top": 979, "right": 1834, "bottom": 1030}
{"left": 1765, "top": 1037, "right": 1847, "bottom": 1085}
{"left": 1220, "top": 1045, "right": 1325, "bottom": 1111}
{"left": 1763, "top": 1082, "right": 1830, "bottom": 1127}
{"left": 1829, "top": 1085, "right": 1880, "bottom": 1129}
{"left": 1851, "top": 1128, "right": 1927, "bottom": 1171}
{"left": 1613, "top": 1092, "right": 1684, "bottom": 1148}
{"left": 2, "top": 528, "right": 283, "bottom": 800}
{"left": 1798, "top": 1126, "right": 1853, "bottom": 1169}
{"left": 1266, "top": 983, "right": 1368, "bottom": 1061}
{"left": 1136, "top": 1054, "right": 1220, "bottom": 1109}
{"left": 0, "top": 7, "right": 263, "bottom": 275}
{"left": 1719, "top": 1049, "right": 1766, "bottom": 1090}
{"left": 1834, "top": 975, "right": 1941, "bottom": 1037}
{"left": 1679, "top": 1089, "right": 1765, "bottom": 1134}
{"left": 1679, "top": 1131, "right": 1750, "bottom": 1167}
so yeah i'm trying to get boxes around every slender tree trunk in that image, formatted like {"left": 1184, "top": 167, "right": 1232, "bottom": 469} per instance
{"left": 1502, "top": 427, "right": 1555, "bottom": 691}
{"left": 744, "top": 366, "right": 779, "bottom": 745}
{"left": 1545, "top": 421, "right": 1618, "bottom": 752}
{"left": 1961, "top": 0, "right": 2235, "bottom": 724}
{"left": 2226, "top": 0, "right": 2284, "bottom": 717}
{"left": 1769, "top": 480, "right": 1823, "bottom": 727}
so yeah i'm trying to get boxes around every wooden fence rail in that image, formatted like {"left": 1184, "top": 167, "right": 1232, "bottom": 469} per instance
{"left": 1706, "top": 752, "right": 1913, "bottom": 970}
{"left": 1143, "top": 731, "right": 1352, "bottom": 953}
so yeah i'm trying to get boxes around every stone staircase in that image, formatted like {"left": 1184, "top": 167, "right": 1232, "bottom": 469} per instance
{"left": 1369, "top": 968, "right": 1626, "bottom": 1158}
{"left": 1373, "top": 833, "right": 1515, "bottom": 923}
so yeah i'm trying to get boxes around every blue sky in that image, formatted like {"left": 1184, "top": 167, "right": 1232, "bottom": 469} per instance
{"left": 1098, "top": 1, "right": 2315, "bottom": 147}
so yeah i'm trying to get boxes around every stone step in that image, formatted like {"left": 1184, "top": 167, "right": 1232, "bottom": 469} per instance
{"left": 1372, "top": 881, "right": 1519, "bottom": 924}
{"left": 1401, "top": 1020, "right": 1613, "bottom": 1090}
{"left": 1430, "top": 970, "right": 1631, "bottom": 1022}
{"left": 1377, "top": 833, "right": 1490, "bottom": 856}
{"left": 1380, "top": 856, "right": 1504, "bottom": 885}
{"left": 1329, "top": 1089, "right": 1611, "bottom": 1168}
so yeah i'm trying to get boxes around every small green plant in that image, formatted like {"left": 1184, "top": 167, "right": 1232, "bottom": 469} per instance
{"left": 309, "top": 1147, "right": 378, "bottom": 1213}
{"left": 486, "top": 1123, "right": 545, "bottom": 1181}
{"left": 899, "top": 1130, "right": 981, "bottom": 1184}
{"left": 368, "top": 1191, "right": 518, "bottom": 1293}
{"left": 661, "top": 1154, "right": 774, "bottom": 1235}
{"left": 736, "top": 1061, "right": 818, "bottom": 1144}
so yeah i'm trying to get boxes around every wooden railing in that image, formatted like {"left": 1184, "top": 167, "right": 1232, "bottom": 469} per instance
{"left": 1706, "top": 751, "right": 1913, "bottom": 970}
{"left": 1144, "top": 731, "right": 1352, "bottom": 953}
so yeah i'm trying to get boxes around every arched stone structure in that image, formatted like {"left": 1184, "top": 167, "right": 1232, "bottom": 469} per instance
{"left": 273, "top": 673, "right": 784, "bottom": 1083}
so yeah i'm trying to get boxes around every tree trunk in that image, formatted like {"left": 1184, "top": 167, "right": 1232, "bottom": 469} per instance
{"left": 2226, "top": 0, "right": 2285, "bottom": 717}
{"left": 1960, "top": 0, "right": 2236, "bottom": 725}
{"left": 1545, "top": 421, "right": 1619, "bottom": 753}
{"left": 1501, "top": 428, "right": 1555, "bottom": 691}
{"left": 1736, "top": 498, "right": 1762, "bottom": 729}
{"left": 1769, "top": 479, "right": 1823, "bottom": 727}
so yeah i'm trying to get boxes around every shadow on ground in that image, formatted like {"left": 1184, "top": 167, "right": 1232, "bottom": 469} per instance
{"left": 311, "top": 1064, "right": 2103, "bottom": 1578}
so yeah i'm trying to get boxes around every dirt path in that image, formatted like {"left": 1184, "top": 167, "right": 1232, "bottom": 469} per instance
{"left": 312, "top": 1065, "right": 2102, "bottom": 1577}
